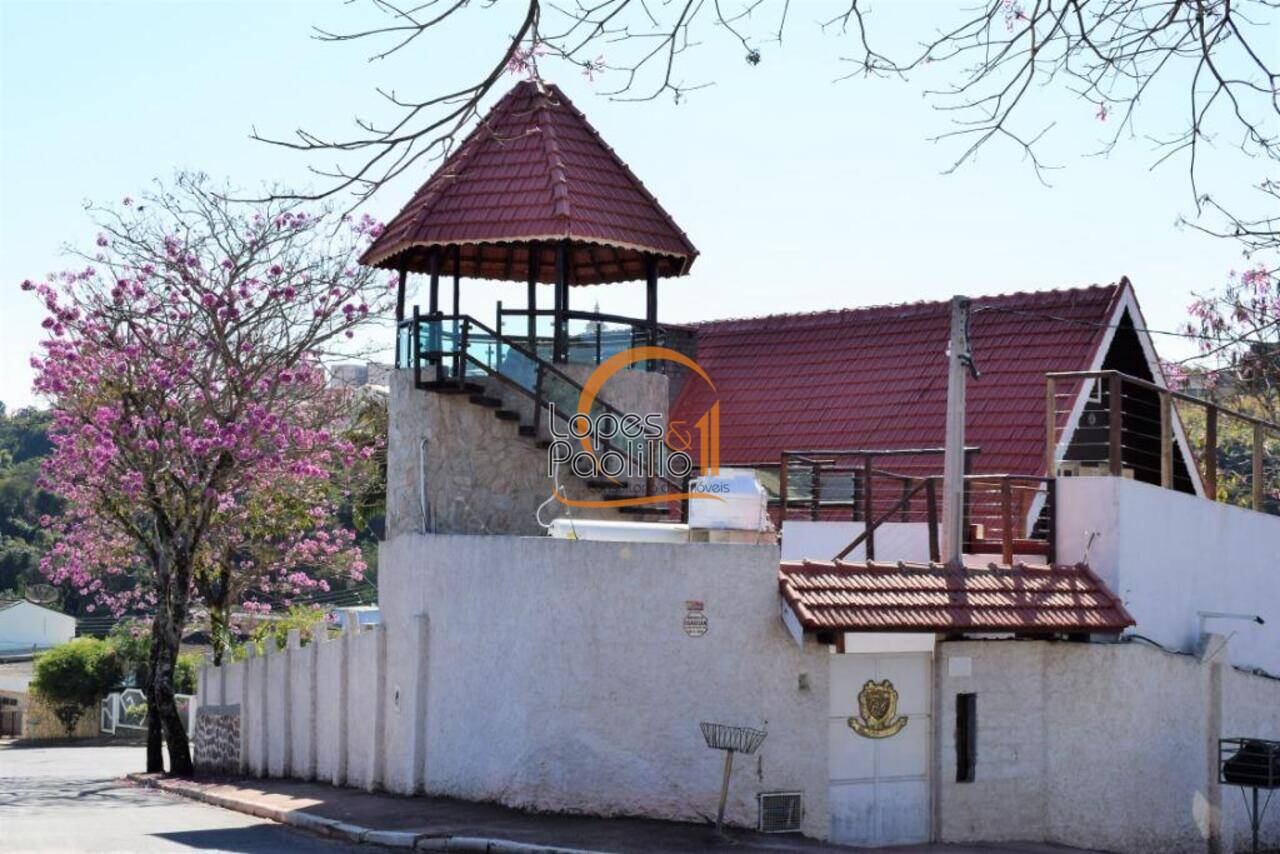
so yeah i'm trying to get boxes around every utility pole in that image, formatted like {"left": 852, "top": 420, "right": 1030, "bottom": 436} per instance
{"left": 942, "top": 295, "right": 978, "bottom": 565}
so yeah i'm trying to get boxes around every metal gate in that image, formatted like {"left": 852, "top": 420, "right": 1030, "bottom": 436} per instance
{"left": 100, "top": 690, "right": 196, "bottom": 737}
{"left": 828, "top": 651, "right": 932, "bottom": 846}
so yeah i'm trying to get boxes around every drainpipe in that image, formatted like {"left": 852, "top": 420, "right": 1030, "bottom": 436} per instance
{"left": 418, "top": 438, "right": 432, "bottom": 534}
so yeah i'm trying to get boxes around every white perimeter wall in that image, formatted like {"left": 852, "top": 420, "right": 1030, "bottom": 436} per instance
{"left": 200, "top": 624, "right": 382, "bottom": 791}
{"left": 1057, "top": 477, "right": 1280, "bottom": 673}
{"left": 937, "top": 638, "right": 1280, "bottom": 854}
{"left": 200, "top": 534, "right": 831, "bottom": 838}
{"left": 377, "top": 534, "right": 831, "bottom": 838}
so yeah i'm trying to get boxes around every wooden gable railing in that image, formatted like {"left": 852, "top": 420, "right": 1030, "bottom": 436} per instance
{"left": 1045, "top": 370, "right": 1280, "bottom": 512}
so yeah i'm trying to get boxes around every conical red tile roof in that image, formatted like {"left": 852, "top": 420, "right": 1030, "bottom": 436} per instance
{"left": 361, "top": 80, "right": 697, "bottom": 284}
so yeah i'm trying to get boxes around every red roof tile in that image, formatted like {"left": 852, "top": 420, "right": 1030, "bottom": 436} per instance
{"left": 672, "top": 283, "right": 1126, "bottom": 475}
{"left": 361, "top": 80, "right": 697, "bottom": 284}
{"left": 779, "top": 559, "right": 1134, "bottom": 634}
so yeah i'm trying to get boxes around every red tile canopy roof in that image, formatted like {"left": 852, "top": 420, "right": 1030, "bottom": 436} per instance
{"left": 671, "top": 282, "right": 1127, "bottom": 475}
{"left": 779, "top": 559, "right": 1134, "bottom": 634}
{"left": 361, "top": 80, "right": 697, "bottom": 284}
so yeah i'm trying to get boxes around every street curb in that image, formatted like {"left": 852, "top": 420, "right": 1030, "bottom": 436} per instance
{"left": 125, "top": 774, "right": 607, "bottom": 853}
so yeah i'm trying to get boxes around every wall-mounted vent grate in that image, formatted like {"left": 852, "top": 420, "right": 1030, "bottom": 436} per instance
{"left": 757, "top": 791, "right": 803, "bottom": 833}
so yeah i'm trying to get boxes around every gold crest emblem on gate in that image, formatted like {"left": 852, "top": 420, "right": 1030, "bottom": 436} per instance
{"left": 847, "top": 679, "right": 908, "bottom": 739}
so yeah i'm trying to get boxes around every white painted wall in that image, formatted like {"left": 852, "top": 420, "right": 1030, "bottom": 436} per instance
{"left": 193, "top": 518, "right": 1280, "bottom": 848}
{"left": 1057, "top": 477, "right": 1280, "bottom": 672}
{"left": 0, "top": 601, "right": 75, "bottom": 651}
{"left": 936, "top": 637, "right": 1280, "bottom": 854}
{"left": 200, "top": 624, "right": 379, "bottom": 788}
{"left": 781, "top": 522, "right": 931, "bottom": 563}
{"left": 378, "top": 534, "right": 831, "bottom": 838}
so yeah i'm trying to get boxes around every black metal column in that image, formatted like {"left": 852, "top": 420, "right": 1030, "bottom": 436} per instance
{"left": 553, "top": 242, "right": 568, "bottom": 362}
{"left": 451, "top": 245, "right": 461, "bottom": 316}
{"left": 428, "top": 248, "right": 440, "bottom": 316}
{"left": 645, "top": 255, "right": 658, "bottom": 343}
{"left": 527, "top": 243, "right": 540, "bottom": 352}
{"left": 394, "top": 267, "right": 407, "bottom": 366}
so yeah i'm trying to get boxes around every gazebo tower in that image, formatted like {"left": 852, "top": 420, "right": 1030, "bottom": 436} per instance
{"left": 364, "top": 79, "right": 699, "bottom": 537}
{"left": 362, "top": 79, "right": 697, "bottom": 367}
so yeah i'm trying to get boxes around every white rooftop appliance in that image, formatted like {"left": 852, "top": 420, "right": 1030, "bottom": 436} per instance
{"left": 687, "top": 468, "right": 772, "bottom": 532}
{"left": 546, "top": 469, "right": 773, "bottom": 543}
{"left": 547, "top": 518, "right": 690, "bottom": 543}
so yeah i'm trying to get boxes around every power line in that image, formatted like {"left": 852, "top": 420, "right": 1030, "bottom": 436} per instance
{"left": 972, "top": 305, "right": 1233, "bottom": 344}
{"left": 973, "top": 305, "right": 1277, "bottom": 371}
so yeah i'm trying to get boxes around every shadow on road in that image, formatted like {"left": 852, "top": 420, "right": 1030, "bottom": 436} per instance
{"left": 152, "top": 826, "right": 344, "bottom": 853}
{"left": 0, "top": 775, "right": 173, "bottom": 810}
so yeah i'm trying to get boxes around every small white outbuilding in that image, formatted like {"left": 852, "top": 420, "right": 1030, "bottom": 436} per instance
{"left": 0, "top": 600, "right": 76, "bottom": 654}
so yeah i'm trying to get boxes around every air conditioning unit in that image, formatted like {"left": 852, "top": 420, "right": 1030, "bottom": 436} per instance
{"left": 757, "top": 791, "right": 803, "bottom": 833}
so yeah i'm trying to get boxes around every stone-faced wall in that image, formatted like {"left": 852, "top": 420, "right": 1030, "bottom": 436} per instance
{"left": 2, "top": 690, "right": 99, "bottom": 740}
{"left": 194, "top": 704, "right": 241, "bottom": 776}
{"left": 387, "top": 366, "right": 670, "bottom": 537}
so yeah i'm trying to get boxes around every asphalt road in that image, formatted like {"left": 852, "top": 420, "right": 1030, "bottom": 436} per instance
{"left": 0, "top": 741, "right": 366, "bottom": 853}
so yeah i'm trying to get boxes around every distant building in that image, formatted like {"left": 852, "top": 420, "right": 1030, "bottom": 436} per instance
{"left": 0, "top": 600, "right": 75, "bottom": 656}
{"left": 329, "top": 362, "right": 392, "bottom": 391}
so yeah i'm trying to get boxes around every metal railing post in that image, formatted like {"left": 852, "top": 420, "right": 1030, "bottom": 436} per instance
{"left": 1045, "top": 376, "right": 1057, "bottom": 476}
{"left": 533, "top": 365, "right": 544, "bottom": 436}
{"left": 810, "top": 463, "right": 822, "bottom": 522}
{"left": 1160, "top": 390, "right": 1173, "bottom": 489}
{"left": 862, "top": 457, "right": 875, "bottom": 561}
{"left": 412, "top": 305, "right": 422, "bottom": 389}
{"left": 1045, "top": 478, "right": 1057, "bottom": 564}
{"left": 1205, "top": 405, "right": 1218, "bottom": 500}
{"left": 1000, "top": 478, "right": 1014, "bottom": 566}
{"left": 1253, "top": 423, "right": 1265, "bottom": 511}
{"left": 1108, "top": 372, "right": 1124, "bottom": 476}
{"left": 926, "top": 478, "right": 940, "bottom": 562}
{"left": 778, "top": 454, "right": 789, "bottom": 525}
{"left": 457, "top": 318, "right": 469, "bottom": 382}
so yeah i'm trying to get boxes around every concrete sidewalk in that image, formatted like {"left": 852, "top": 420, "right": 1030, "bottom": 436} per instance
{"left": 126, "top": 773, "right": 1104, "bottom": 854}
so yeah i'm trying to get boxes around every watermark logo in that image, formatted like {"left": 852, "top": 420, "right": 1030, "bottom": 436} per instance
{"left": 547, "top": 346, "right": 720, "bottom": 508}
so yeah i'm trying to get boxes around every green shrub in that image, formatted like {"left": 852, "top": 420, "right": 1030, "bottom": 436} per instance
{"left": 30, "top": 638, "right": 123, "bottom": 735}
{"left": 106, "top": 619, "right": 151, "bottom": 688}
{"left": 174, "top": 652, "right": 200, "bottom": 695}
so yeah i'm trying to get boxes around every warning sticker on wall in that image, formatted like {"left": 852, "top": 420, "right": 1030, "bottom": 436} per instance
{"left": 683, "top": 600, "right": 708, "bottom": 637}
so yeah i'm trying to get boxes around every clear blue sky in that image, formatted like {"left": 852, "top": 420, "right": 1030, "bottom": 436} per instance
{"left": 0, "top": 0, "right": 1250, "bottom": 409}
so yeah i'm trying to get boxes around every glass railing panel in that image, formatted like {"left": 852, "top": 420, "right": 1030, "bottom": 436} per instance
{"left": 397, "top": 324, "right": 413, "bottom": 369}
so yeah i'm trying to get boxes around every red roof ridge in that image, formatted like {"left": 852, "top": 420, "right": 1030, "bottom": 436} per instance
{"left": 544, "top": 83, "right": 698, "bottom": 259}
{"left": 689, "top": 282, "right": 1123, "bottom": 330}
{"left": 535, "top": 85, "right": 572, "bottom": 221}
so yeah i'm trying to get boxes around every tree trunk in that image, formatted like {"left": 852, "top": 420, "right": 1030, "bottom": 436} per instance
{"left": 148, "top": 538, "right": 196, "bottom": 778}
{"left": 145, "top": 623, "right": 165, "bottom": 773}
{"left": 210, "top": 605, "right": 228, "bottom": 667}
{"left": 150, "top": 604, "right": 194, "bottom": 776}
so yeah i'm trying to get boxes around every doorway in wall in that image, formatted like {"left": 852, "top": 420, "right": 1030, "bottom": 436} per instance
{"left": 828, "top": 647, "right": 932, "bottom": 846}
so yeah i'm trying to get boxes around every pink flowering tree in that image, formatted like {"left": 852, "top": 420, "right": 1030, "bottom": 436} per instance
{"left": 1178, "top": 264, "right": 1280, "bottom": 508}
{"left": 193, "top": 405, "right": 380, "bottom": 665}
{"left": 1185, "top": 266, "right": 1280, "bottom": 421}
{"left": 27, "top": 173, "right": 390, "bottom": 775}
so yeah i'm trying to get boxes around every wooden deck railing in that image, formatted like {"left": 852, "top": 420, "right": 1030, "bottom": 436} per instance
{"left": 762, "top": 449, "right": 1054, "bottom": 564}
{"left": 1045, "top": 370, "right": 1280, "bottom": 512}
